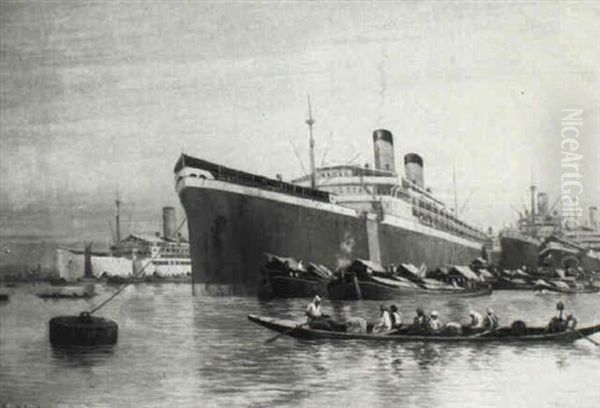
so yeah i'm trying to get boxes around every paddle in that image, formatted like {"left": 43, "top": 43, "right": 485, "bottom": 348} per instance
{"left": 469, "top": 329, "right": 493, "bottom": 338}
{"left": 265, "top": 322, "right": 306, "bottom": 344}
{"left": 570, "top": 328, "right": 600, "bottom": 346}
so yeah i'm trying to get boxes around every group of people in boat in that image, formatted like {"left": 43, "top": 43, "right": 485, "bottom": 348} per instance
{"left": 305, "top": 296, "right": 577, "bottom": 335}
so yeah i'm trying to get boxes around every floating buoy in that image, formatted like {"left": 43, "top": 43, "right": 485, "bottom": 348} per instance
{"left": 49, "top": 312, "right": 118, "bottom": 346}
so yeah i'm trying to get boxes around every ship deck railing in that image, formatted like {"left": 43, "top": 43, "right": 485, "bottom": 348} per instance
{"left": 176, "top": 154, "right": 331, "bottom": 203}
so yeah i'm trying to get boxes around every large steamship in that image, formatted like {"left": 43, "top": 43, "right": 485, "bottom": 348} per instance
{"left": 175, "top": 109, "right": 488, "bottom": 295}
{"left": 500, "top": 189, "right": 600, "bottom": 271}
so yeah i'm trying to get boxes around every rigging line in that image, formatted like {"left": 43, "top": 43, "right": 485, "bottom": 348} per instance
{"left": 287, "top": 135, "right": 309, "bottom": 178}
{"left": 320, "top": 131, "right": 333, "bottom": 167}
{"left": 88, "top": 217, "right": 188, "bottom": 315}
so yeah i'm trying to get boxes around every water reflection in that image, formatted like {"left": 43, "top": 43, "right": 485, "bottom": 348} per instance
{"left": 50, "top": 344, "right": 115, "bottom": 368}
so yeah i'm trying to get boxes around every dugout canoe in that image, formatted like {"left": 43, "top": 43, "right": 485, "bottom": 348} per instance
{"left": 248, "top": 314, "right": 600, "bottom": 343}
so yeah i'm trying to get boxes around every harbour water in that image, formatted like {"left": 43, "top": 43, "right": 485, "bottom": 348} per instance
{"left": 1, "top": 283, "right": 599, "bottom": 407}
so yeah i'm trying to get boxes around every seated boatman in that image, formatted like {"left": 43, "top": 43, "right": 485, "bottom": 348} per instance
{"left": 390, "top": 305, "right": 403, "bottom": 329}
{"left": 548, "top": 301, "right": 576, "bottom": 333}
{"left": 305, "top": 295, "right": 323, "bottom": 321}
{"left": 373, "top": 305, "right": 392, "bottom": 333}
{"left": 483, "top": 308, "right": 499, "bottom": 330}
{"left": 427, "top": 311, "right": 443, "bottom": 334}
{"left": 305, "top": 295, "right": 341, "bottom": 331}
{"left": 412, "top": 307, "right": 430, "bottom": 333}
{"left": 468, "top": 310, "right": 484, "bottom": 329}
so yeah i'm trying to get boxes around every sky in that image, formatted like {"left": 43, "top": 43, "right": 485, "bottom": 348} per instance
{"left": 0, "top": 0, "right": 599, "bottom": 242}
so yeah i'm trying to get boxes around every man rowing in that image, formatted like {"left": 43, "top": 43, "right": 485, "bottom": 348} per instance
{"left": 305, "top": 295, "right": 345, "bottom": 331}
{"left": 305, "top": 295, "right": 323, "bottom": 321}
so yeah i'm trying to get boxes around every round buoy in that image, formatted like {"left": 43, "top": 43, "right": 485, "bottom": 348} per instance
{"left": 49, "top": 312, "right": 118, "bottom": 346}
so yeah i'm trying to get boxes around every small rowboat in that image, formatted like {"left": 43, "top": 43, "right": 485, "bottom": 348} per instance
{"left": 248, "top": 314, "right": 600, "bottom": 343}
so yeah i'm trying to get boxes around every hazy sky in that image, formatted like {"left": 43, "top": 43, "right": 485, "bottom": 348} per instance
{"left": 1, "top": 0, "right": 599, "bottom": 241}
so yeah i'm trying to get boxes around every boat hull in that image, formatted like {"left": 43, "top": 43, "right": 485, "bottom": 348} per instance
{"left": 179, "top": 183, "right": 483, "bottom": 295}
{"left": 499, "top": 235, "right": 540, "bottom": 270}
{"left": 260, "top": 275, "right": 328, "bottom": 299}
{"left": 248, "top": 314, "right": 600, "bottom": 343}
{"left": 327, "top": 279, "right": 492, "bottom": 300}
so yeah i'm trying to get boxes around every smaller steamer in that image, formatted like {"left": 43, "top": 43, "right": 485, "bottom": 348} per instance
{"left": 49, "top": 312, "right": 118, "bottom": 346}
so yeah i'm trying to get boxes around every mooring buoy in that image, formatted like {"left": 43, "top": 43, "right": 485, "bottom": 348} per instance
{"left": 49, "top": 312, "right": 118, "bottom": 346}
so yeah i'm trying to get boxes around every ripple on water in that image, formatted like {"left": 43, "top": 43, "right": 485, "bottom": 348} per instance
{"left": 1, "top": 284, "right": 599, "bottom": 407}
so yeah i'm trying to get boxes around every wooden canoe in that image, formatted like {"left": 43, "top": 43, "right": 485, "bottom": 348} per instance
{"left": 248, "top": 314, "right": 600, "bottom": 343}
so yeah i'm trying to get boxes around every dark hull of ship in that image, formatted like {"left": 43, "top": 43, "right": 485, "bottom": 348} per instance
{"left": 179, "top": 187, "right": 483, "bottom": 295}
{"left": 499, "top": 236, "right": 540, "bottom": 270}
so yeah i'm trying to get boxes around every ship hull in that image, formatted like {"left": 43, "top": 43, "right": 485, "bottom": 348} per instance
{"left": 178, "top": 183, "right": 483, "bottom": 296}
{"left": 499, "top": 236, "right": 540, "bottom": 270}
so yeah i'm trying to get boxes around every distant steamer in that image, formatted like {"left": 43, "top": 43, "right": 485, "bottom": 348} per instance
{"left": 57, "top": 206, "right": 191, "bottom": 281}
{"left": 175, "top": 106, "right": 488, "bottom": 295}
{"left": 500, "top": 189, "right": 600, "bottom": 271}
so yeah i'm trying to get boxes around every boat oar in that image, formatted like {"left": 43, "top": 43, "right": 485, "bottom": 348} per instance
{"left": 570, "top": 328, "right": 600, "bottom": 346}
{"left": 265, "top": 322, "right": 306, "bottom": 344}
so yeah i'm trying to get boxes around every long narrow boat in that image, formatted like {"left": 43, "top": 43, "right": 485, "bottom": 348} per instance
{"left": 536, "top": 283, "right": 600, "bottom": 294}
{"left": 327, "top": 278, "right": 492, "bottom": 300}
{"left": 258, "top": 254, "right": 333, "bottom": 299}
{"left": 327, "top": 260, "right": 492, "bottom": 300}
{"left": 248, "top": 314, "right": 600, "bottom": 343}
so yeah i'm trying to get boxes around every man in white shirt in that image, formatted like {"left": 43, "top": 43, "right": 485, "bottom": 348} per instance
{"left": 468, "top": 310, "right": 483, "bottom": 329}
{"left": 374, "top": 305, "right": 392, "bottom": 333}
{"left": 305, "top": 295, "right": 323, "bottom": 322}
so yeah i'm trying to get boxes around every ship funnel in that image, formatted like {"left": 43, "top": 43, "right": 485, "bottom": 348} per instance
{"left": 372, "top": 129, "right": 395, "bottom": 173}
{"left": 162, "top": 207, "right": 176, "bottom": 239}
{"left": 404, "top": 153, "right": 424, "bottom": 188}
{"left": 537, "top": 192, "right": 549, "bottom": 215}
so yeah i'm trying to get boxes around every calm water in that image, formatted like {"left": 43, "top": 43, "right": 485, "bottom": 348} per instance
{"left": 1, "top": 283, "right": 599, "bottom": 407}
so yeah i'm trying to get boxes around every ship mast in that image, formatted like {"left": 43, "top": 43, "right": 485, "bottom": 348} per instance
{"left": 305, "top": 95, "right": 316, "bottom": 189}
{"left": 115, "top": 191, "right": 121, "bottom": 244}
{"left": 452, "top": 162, "right": 458, "bottom": 216}
{"left": 529, "top": 183, "right": 536, "bottom": 236}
